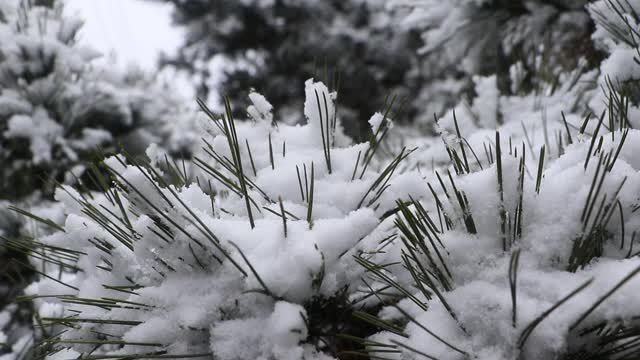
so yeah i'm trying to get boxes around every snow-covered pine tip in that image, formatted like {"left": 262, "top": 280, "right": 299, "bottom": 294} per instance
{"left": 353, "top": 110, "right": 640, "bottom": 359}
{"left": 17, "top": 79, "right": 427, "bottom": 359}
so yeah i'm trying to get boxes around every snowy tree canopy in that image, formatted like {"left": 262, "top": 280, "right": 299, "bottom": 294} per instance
{"left": 0, "top": 0, "right": 197, "bottom": 201}
{"left": 390, "top": 0, "right": 600, "bottom": 91}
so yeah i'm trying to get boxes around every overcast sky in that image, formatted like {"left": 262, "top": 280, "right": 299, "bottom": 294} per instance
{"left": 64, "top": 0, "right": 183, "bottom": 71}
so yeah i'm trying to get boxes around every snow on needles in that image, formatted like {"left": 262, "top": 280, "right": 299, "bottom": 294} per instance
{"left": 28, "top": 73, "right": 640, "bottom": 359}
{"left": 26, "top": 78, "right": 426, "bottom": 359}
{"left": 9, "top": 1, "right": 640, "bottom": 360}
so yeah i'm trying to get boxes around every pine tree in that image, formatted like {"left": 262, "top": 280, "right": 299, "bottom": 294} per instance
{"left": 0, "top": 0, "right": 195, "bottom": 201}
{"left": 6, "top": 1, "right": 640, "bottom": 359}
{"left": 156, "top": 0, "right": 425, "bottom": 139}
{"left": 390, "top": 0, "right": 602, "bottom": 96}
